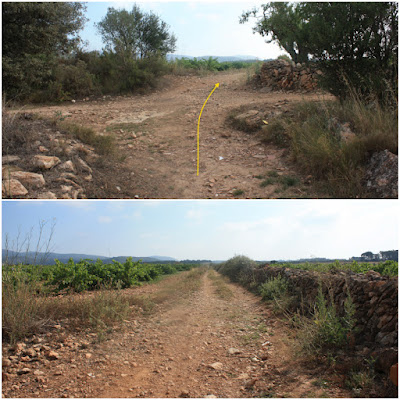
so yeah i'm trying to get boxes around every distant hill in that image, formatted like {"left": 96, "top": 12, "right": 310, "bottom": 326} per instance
{"left": 2, "top": 250, "right": 176, "bottom": 265}
{"left": 167, "top": 54, "right": 259, "bottom": 62}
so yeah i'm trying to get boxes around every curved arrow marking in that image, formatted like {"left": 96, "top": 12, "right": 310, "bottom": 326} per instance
{"left": 197, "top": 83, "right": 219, "bottom": 176}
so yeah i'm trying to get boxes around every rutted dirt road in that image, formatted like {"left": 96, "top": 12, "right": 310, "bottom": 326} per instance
{"left": 2, "top": 269, "right": 353, "bottom": 398}
{"left": 23, "top": 70, "right": 330, "bottom": 198}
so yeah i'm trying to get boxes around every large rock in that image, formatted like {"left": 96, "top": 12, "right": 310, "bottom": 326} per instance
{"left": 2, "top": 179, "right": 28, "bottom": 196}
{"left": 76, "top": 157, "right": 92, "bottom": 174}
{"left": 9, "top": 171, "right": 45, "bottom": 188}
{"left": 2, "top": 155, "right": 21, "bottom": 164}
{"left": 58, "top": 160, "right": 76, "bottom": 173}
{"left": 365, "top": 150, "right": 398, "bottom": 198}
{"left": 33, "top": 155, "right": 61, "bottom": 169}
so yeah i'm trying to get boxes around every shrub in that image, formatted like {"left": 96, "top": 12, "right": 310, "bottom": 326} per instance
{"left": 296, "top": 285, "right": 356, "bottom": 354}
{"left": 259, "top": 274, "right": 289, "bottom": 301}
{"left": 260, "top": 119, "right": 291, "bottom": 146}
{"left": 2, "top": 271, "right": 48, "bottom": 343}
{"left": 216, "top": 255, "right": 258, "bottom": 283}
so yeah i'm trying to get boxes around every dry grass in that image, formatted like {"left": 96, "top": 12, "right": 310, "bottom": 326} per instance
{"left": 260, "top": 97, "right": 397, "bottom": 197}
{"left": 124, "top": 267, "right": 207, "bottom": 315}
{"left": 2, "top": 267, "right": 206, "bottom": 344}
{"left": 57, "top": 120, "right": 115, "bottom": 155}
{"left": 2, "top": 273, "right": 130, "bottom": 343}
{"left": 208, "top": 270, "right": 234, "bottom": 300}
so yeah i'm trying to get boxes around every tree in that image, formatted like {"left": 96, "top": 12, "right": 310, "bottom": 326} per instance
{"left": 303, "top": 2, "right": 398, "bottom": 101}
{"left": 2, "top": 2, "right": 87, "bottom": 99}
{"left": 241, "top": 2, "right": 398, "bottom": 101}
{"left": 240, "top": 2, "right": 311, "bottom": 64}
{"left": 96, "top": 5, "right": 176, "bottom": 60}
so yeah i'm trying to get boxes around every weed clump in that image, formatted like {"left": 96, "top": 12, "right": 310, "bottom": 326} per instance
{"left": 259, "top": 274, "right": 289, "bottom": 301}
{"left": 260, "top": 98, "right": 397, "bottom": 197}
{"left": 294, "top": 285, "right": 356, "bottom": 355}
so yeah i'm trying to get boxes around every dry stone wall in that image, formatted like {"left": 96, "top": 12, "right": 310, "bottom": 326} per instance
{"left": 241, "top": 265, "right": 398, "bottom": 349}
{"left": 257, "top": 60, "right": 321, "bottom": 92}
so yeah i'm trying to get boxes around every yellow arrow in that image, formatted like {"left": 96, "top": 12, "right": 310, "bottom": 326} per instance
{"left": 197, "top": 83, "right": 219, "bottom": 176}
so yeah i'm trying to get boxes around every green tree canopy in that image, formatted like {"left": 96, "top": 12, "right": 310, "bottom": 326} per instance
{"left": 2, "top": 2, "right": 87, "bottom": 99}
{"left": 96, "top": 5, "right": 176, "bottom": 59}
{"left": 241, "top": 2, "right": 398, "bottom": 101}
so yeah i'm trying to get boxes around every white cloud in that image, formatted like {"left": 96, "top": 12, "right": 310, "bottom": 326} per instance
{"left": 215, "top": 201, "right": 399, "bottom": 260}
{"left": 185, "top": 208, "right": 211, "bottom": 223}
{"left": 98, "top": 216, "right": 113, "bottom": 223}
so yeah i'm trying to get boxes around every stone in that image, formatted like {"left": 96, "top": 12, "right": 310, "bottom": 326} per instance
{"left": 208, "top": 362, "right": 223, "bottom": 370}
{"left": 37, "top": 191, "right": 57, "bottom": 199}
{"left": 46, "top": 351, "right": 59, "bottom": 360}
{"left": 23, "top": 348, "right": 37, "bottom": 358}
{"left": 61, "top": 185, "right": 73, "bottom": 193}
{"left": 2, "top": 179, "right": 28, "bottom": 196}
{"left": 228, "top": 348, "right": 241, "bottom": 355}
{"left": 236, "top": 110, "right": 259, "bottom": 120}
{"left": 38, "top": 146, "right": 49, "bottom": 153}
{"left": 3, "top": 359, "right": 12, "bottom": 367}
{"left": 2, "top": 165, "right": 22, "bottom": 176}
{"left": 9, "top": 171, "right": 45, "bottom": 187}
{"left": 34, "top": 370, "right": 45, "bottom": 376}
{"left": 2, "top": 155, "right": 21, "bottom": 164}
{"left": 85, "top": 353, "right": 92, "bottom": 359}
{"left": 179, "top": 390, "right": 190, "bottom": 398}
{"left": 17, "top": 368, "right": 31, "bottom": 375}
{"left": 58, "top": 160, "right": 76, "bottom": 173}
{"left": 371, "top": 348, "right": 397, "bottom": 373}
{"left": 365, "top": 150, "right": 398, "bottom": 198}
{"left": 33, "top": 155, "right": 61, "bottom": 169}
{"left": 390, "top": 363, "right": 398, "bottom": 386}
{"left": 2, "top": 372, "right": 12, "bottom": 381}
{"left": 76, "top": 157, "right": 92, "bottom": 174}
{"left": 13, "top": 342, "right": 26, "bottom": 353}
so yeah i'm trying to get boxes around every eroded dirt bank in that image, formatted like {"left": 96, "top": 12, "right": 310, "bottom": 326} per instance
{"left": 2, "top": 269, "right": 353, "bottom": 398}
{"left": 20, "top": 70, "right": 330, "bottom": 198}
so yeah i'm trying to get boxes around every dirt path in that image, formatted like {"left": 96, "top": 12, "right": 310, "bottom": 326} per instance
{"left": 94, "top": 270, "right": 351, "bottom": 398}
{"left": 23, "top": 70, "right": 329, "bottom": 198}
{"left": 2, "top": 269, "right": 354, "bottom": 398}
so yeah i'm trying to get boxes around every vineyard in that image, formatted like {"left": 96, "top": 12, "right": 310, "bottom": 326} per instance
{"left": 171, "top": 57, "right": 260, "bottom": 72}
{"left": 2, "top": 258, "right": 196, "bottom": 294}
{"left": 269, "top": 260, "right": 398, "bottom": 277}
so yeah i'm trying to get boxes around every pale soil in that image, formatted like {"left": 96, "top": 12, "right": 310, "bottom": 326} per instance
{"left": 2, "top": 269, "right": 353, "bottom": 398}
{"left": 21, "top": 70, "right": 333, "bottom": 198}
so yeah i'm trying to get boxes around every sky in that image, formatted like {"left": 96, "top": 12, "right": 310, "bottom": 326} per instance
{"left": 2, "top": 200, "right": 398, "bottom": 261}
{"left": 79, "top": 0, "right": 287, "bottom": 59}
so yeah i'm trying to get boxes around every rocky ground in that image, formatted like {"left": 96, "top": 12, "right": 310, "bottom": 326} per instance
{"left": 3, "top": 70, "right": 329, "bottom": 199}
{"left": 2, "top": 269, "right": 367, "bottom": 398}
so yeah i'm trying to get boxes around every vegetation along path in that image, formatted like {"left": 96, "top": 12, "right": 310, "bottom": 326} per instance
{"left": 2, "top": 268, "right": 353, "bottom": 398}
{"left": 23, "top": 70, "right": 329, "bottom": 198}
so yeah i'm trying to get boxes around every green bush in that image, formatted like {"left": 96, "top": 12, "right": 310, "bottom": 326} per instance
{"left": 259, "top": 274, "right": 289, "bottom": 301}
{"left": 216, "top": 255, "right": 258, "bottom": 283}
{"left": 296, "top": 285, "right": 356, "bottom": 354}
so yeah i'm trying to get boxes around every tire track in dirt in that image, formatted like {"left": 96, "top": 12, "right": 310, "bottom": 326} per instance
{"left": 21, "top": 71, "right": 330, "bottom": 198}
